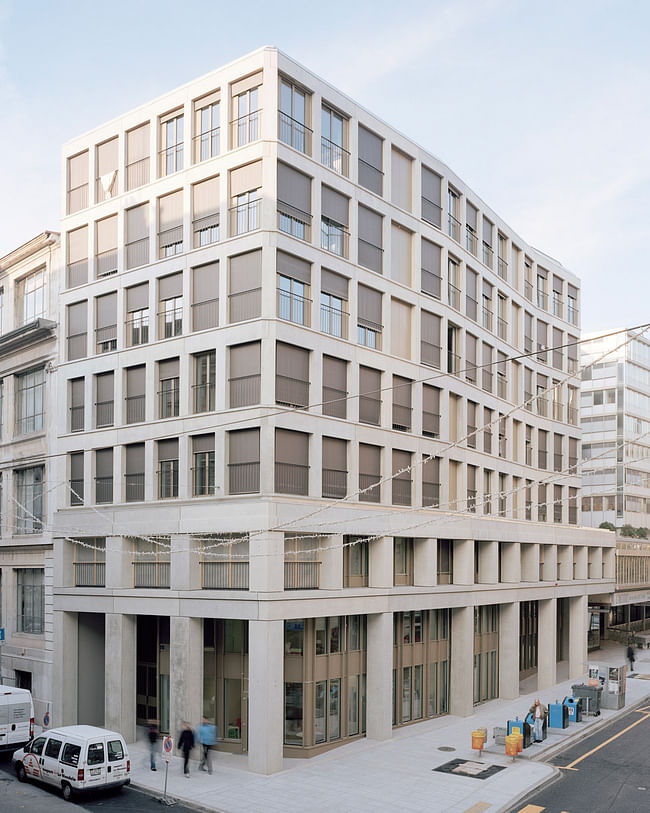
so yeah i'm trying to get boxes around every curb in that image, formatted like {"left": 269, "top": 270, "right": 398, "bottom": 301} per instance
{"left": 493, "top": 765, "right": 564, "bottom": 813}
{"left": 130, "top": 780, "right": 229, "bottom": 813}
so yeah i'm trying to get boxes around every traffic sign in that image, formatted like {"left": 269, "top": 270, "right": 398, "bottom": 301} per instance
{"left": 43, "top": 712, "right": 50, "bottom": 727}
{"left": 0, "top": 628, "right": 4, "bottom": 642}
{"left": 162, "top": 735, "right": 174, "bottom": 761}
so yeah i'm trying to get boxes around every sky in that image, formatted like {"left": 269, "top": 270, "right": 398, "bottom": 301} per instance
{"left": 1, "top": 0, "right": 648, "bottom": 333}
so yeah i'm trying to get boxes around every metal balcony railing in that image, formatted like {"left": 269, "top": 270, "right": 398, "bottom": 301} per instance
{"left": 193, "top": 382, "right": 215, "bottom": 413}
{"left": 126, "top": 157, "right": 149, "bottom": 190}
{"left": 193, "top": 127, "right": 220, "bottom": 163}
{"left": 422, "top": 482, "right": 440, "bottom": 508}
{"left": 158, "top": 143, "right": 183, "bottom": 177}
{"left": 74, "top": 562, "right": 105, "bottom": 587}
{"left": 70, "top": 405, "right": 84, "bottom": 432}
{"left": 524, "top": 280, "right": 533, "bottom": 301}
{"left": 95, "top": 476, "right": 113, "bottom": 504}
{"left": 95, "top": 325, "right": 117, "bottom": 354}
{"left": 125, "top": 395, "right": 145, "bottom": 424}
{"left": 276, "top": 375, "right": 309, "bottom": 409}
{"left": 568, "top": 305, "right": 579, "bottom": 326}
{"left": 537, "top": 290, "right": 548, "bottom": 310}
{"left": 359, "top": 474, "right": 380, "bottom": 503}
{"left": 497, "top": 256, "right": 508, "bottom": 279}
{"left": 70, "top": 479, "right": 84, "bottom": 505}
{"left": 278, "top": 111, "right": 312, "bottom": 154}
{"left": 275, "top": 462, "right": 309, "bottom": 495}
{"left": 465, "top": 227, "right": 478, "bottom": 255}
{"left": 192, "top": 465, "right": 215, "bottom": 497}
{"left": 358, "top": 238, "right": 383, "bottom": 272}
{"left": 192, "top": 298, "right": 219, "bottom": 331}
{"left": 358, "top": 158, "right": 383, "bottom": 193}
{"left": 67, "top": 332, "right": 87, "bottom": 360}
{"left": 484, "top": 429, "right": 492, "bottom": 454}
{"left": 95, "top": 400, "right": 114, "bottom": 428}
{"left": 228, "top": 462, "right": 260, "bottom": 494}
{"left": 392, "top": 404, "right": 412, "bottom": 432}
{"left": 497, "top": 317, "right": 507, "bottom": 340}
{"left": 228, "top": 287, "right": 261, "bottom": 322}
{"left": 133, "top": 561, "right": 170, "bottom": 588}
{"left": 192, "top": 214, "right": 219, "bottom": 248}
{"left": 467, "top": 489, "right": 477, "bottom": 512}
{"left": 158, "top": 225, "right": 183, "bottom": 258}
{"left": 67, "top": 183, "right": 89, "bottom": 214}
{"left": 448, "top": 282, "right": 461, "bottom": 310}
{"left": 126, "top": 237, "right": 149, "bottom": 269}
{"left": 284, "top": 561, "right": 320, "bottom": 590}
{"left": 96, "top": 249, "right": 117, "bottom": 278}
{"left": 322, "top": 385, "right": 346, "bottom": 419}
{"left": 447, "top": 212, "right": 460, "bottom": 242}
{"left": 482, "top": 369, "right": 493, "bottom": 392}
{"left": 466, "top": 294, "right": 478, "bottom": 322}
{"left": 321, "top": 136, "right": 350, "bottom": 176}
{"left": 538, "top": 450, "right": 548, "bottom": 469}
{"left": 278, "top": 203, "right": 312, "bottom": 241}
{"left": 125, "top": 315, "right": 149, "bottom": 347}
{"left": 277, "top": 288, "right": 311, "bottom": 326}
{"left": 537, "top": 395, "right": 548, "bottom": 417}
{"left": 525, "top": 447, "right": 533, "bottom": 466}
{"left": 201, "top": 561, "right": 249, "bottom": 590}
{"left": 231, "top": 110, "right": 261, "bottom": 147}
{"left": 466, "top": 362, "right": 478, "bottom": 385}
{"left": 421, "top": 196, "right": 442, "bottom": 228}
{"left": 67, "top": 260, "right": 88, "bottom": 288}
{"left": 125, "top": 473, "right": 145, "bottom": 502}
{"left": 497, "top": 375, "right": 507, "bottom": 399}
{"left": 524, "top": 391, "right": 533, "bottom": 412}
{"left": 482, "top": 306, "right": 493, "bottom": 332}
{"left": 229, "top": 374, "right": 261, "bottom": 407}
{"left": 554, "top": 453, "right": 563, "bottom": 472}
{"left": 392, "top": 479, "right": 411, "bottom": 506}
{"left": 359, "top": 395, "right": 381, "bottom": 425}
{"left": 158, "top": 385, "right": 179, "bottom": 418}
{"left": 158, "top": 307, "right": 183, "bottom": 339}
{"left": 321, "top": 220, "right": 349, "bottom": 258}
{"left": 467, "top": 426, "right": 477, "bottom": 448}
{"left": 422, "top": 268, "right": 442, "bottom": 299}
{"left": 554, "top": 504, "right": 563, "bottom": 523}
{"left": 568, "top": 406, "right": 579, "bottom": 425}
{"left": 320, "top": 303, "right": 348, "bottom": 338}
{"left": 230, "top": 199, "right": 260, "bottom": 236}
{"left": 322, "top": 468, "right": 347, "bottom": 499}
{"left": 448, "top": 352, "right": 462, "bottom": 377}
{"left": 422, "top": 411, "right": 440, "bottom": 438}
{"left": 158, "top": 465, "right": 179, "bottom": 499}
{"left": 553, "top": 401, "right": 564, "bottom": 421}
{"left": 552, "top": 294, "right": 563, "bottom": 317}
{"left": 482, "top": 242, "right": 493, "bottom": 268}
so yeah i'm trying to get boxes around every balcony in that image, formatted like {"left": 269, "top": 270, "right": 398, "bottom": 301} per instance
{"left": 133, "top": 561, "right": 170, "bottom": 589}
{"left": 359, "top": 474, "right": 380, "bottom": 502}
{"left": 422, "top": 482, "right": 440, "bottom": 507}
{"left": 284, "top": 561, "right": 320, "bottom": 590}
{"left": 159, "top": 307, "right": 183, "bottom": 339}
{"left": 193, "top": 382, "right": 215, "bottom": 413}
{"left": 322, "top": 468, "right": 347, "bottom": 499}
{"left": 392, "top": 404, "right": 412, "bottom": 432}
{"left": 497, "top": 256, "right": 507, "bottom": 279}
{"left": 126, "top": 157, "right": 149, "bottom": 190}
{"left": 125, "top": 314, "right": 149, "bottom": 347}
{"left": 74, "top": 562, "right": 105, "bottom": 587}
{"left": 125, "top": 472, "right": 145, "bottom": 502}
{"left": 447, "top": 212, "right": 460, "bottom": 242}
{"left": 67, "top": 260, "right": 88, "bottom": 288}
{"left": 95, "top": 476, "right": 113, "bottom": 504}
{"left": 421, "top": 196, "right": 441, "bottom": 228}
{"left": 231, "top": 110, "right": 261, "bottom": 147}
{"left": 126, "top": 237, "right": 149, "bottom": 270}
{"left": 96, "top": 249, "right": 117, "bottom": 278}
{"left": 275, "top": 462, "right": 309, "bottom": 495}
{"left": 465, "top": 226, "right": 478, "bottom": 255}
{"left": 276, "top": 375, "right": 309, "bottom": 409}
{"left": 422, "top": 411, "right": 440, "bottom": 438}
{"left": 320, "top": 303, "right": 348, "bottom": 338}
{"left": 192, "top": 214, "right": 220, "bottom": 248}
{"left": 125, "top": 395, "right": 145, "bottom": 424}
{"left": 95, "top": 400, "right": 114, "bottom": 428}
{"left": 193, "top": 127, "right": 220, "bottom": 163}
{"left": 95, "top": 325, "right": 117, "bottom": 354}
{"left": 278, "top": 111, "right": 312, "bottom": 154}
{"left": 392, "top": 479, "right": 411, "bottom": 506}
{"left": 192, "top": 298, "right": 219, "bottom": 331}
{"left": 158, "top": 226, "right": 183, "bottom": 258}
{"left": 230, "top": 373, "right": 261, "bottom": 407}
{"left": 278, "top": 288, "right": 311, "bottom": 326}
{"left": 70, "top": 405, "right": 84, "bottom": 432}
{"left": 230, "top": 199, "right": 260, "bottom": 236}
{"left": 70, "top": 479, "right": 84, "bottom": 505}
{"left": 358, "top": 238, "right": 383, "bottom": 272}
{"left": 482, "top": 242, "right": 493, "bottom": 268}
{"left": 278, "top": 203, "right": 312, "bottom": 242}
{"left": 448, "top": 282, "right": 461, "bottom": 310}
{"left": 228, "top": 462, "right": 260, "bottom": 494}
{"left": 67, "top": 183, "right": 89, "bottom": 214}
{"left": 482, "top": 306, "right": 493, "bottom": 332}
{"left": 321, "top": 136, "right": 350, "bottom": 176}
{"left": 201, "top": 561, "right": 249, "bottom": 590}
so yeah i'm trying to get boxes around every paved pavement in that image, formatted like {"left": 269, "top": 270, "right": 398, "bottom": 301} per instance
{"left": 128, "top": 641, "right": 650, "bottom": 813}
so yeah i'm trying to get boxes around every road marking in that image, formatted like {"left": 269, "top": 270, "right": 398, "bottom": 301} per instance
{"left": 559, "top": 712, "right": 650, "bottom": 770}
{"left": 517, "top": 806, "right": 545, "bottom": 812}
{"left": 461, "top": 803, "right": 491, "bottom": 813}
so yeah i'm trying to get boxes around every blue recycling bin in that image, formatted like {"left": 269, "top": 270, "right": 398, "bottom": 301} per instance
{"left": 525, "top": 711, "right": 547, "bottom": 741}
{"left": 507, "top": 718, "right": 532, "bottom": 748}
{"left": 548, "top": 701, "right": 569, "bottom": 729}
{"left": 563, "top": 696, "right": 583, "bottom": 722}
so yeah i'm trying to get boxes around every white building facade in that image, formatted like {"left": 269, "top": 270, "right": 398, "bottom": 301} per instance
{"left": 0, "top": 231, "right": 60, "bottom": 724}
{"left": 51, "top": 47, "right": 614, "bottom": 773}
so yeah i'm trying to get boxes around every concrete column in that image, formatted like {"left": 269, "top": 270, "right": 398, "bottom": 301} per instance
{"left": 248, "top": 619, "right": 283, "bottom": 774}
{"left": 369, "top": 536, "right": 393, "bottom": 588}
{"left": 574, "top": 546, "right": 588, "bottom": 580}
{"left": 537, "top": 598, "right": 557, "bottom": 690}
{"left": 542, "top": 544, "right": 557, "bottom": 582}
{"left": 414, "top": 538, "right": 437, "bottom": 587}
{"left": 501, "top": 542, "right": 521, "bottom": 583}
{"left": 104, "top": 613, "right": 137, "bottom": 743}
{"left": 53, "top": 611, "right": 78, "bottom": 728}
{"left": 569, "top": 595, "right": 588, "bottom": 680}
{"left": 450, "top": 606, "right": 474, "bottom": 717}
{"left": 588, "top": 546, "right": 602, "bottom": 580}
{"left": 603, "top": 547, "right": 616, "bottom": 579}
{"left": 171, "top": 533, "right": 200, "bottom": 591}
{"left": 105, "top": 535, "right": 131, "bottom": 589}
{"left": 54, "top": 537, "right": 75, "bottom": 588}
{"left": 170, "top": 616, "right": 203, "bottom": 753}
{"left": 558, "top": 545, "right": 573, "bottom": 581}
{"left": 366, "top": 612, "right": 393, "bottom": 741}
{"left": 499, "top": 602, "right": 520, "bottom": 699}
{"left": 249, "top": 531, "right": 284, "bottom": 592}
{"left": 453, "top": 539, "right": 473, "bottom": 585}
{"left": 320, "top": 533, "right": 343, "bottom": 590}
{"left": 478, "top": 540, "right": 498, "bottom": 584}
{"left": 521, "top": 543, "right": 539, "bottom": 582}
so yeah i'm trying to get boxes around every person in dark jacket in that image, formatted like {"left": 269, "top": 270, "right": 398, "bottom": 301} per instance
{"left": 627, "top": 642, "right": 636, "bottom": 673}
{"left": 178, "top": 721, "right": 195, "bottom": 777}
{"left": 148, "top": 721, "right": 159, "bottom": 771}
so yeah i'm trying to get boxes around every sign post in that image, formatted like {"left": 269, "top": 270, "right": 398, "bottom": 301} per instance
{"left": 160, "top": 735, "right": 176, "bottom": 807}
{"left": 0, "top": 627, "right": 4, "bottom": 683}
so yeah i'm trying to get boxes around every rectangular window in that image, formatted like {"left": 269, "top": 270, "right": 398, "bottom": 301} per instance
{"left": 66, "top": 301, "right": 87, "bottom": 361}
{"left": 229, "top": 248, "right": 262, "bottom": 322}
{"left": 276, "top": 343, "right": 309, "bottom": 408}
{"left": 421, "top": 166, "right": 442, "bottom": 227}
{"left": 69, "top": 377, "right": 84, "bottom": 432}
{"left": 193, "top": 90, "right": 220, "bottom": 162}
{"left": 279, "top": 78, "right": 310, "bottom": 154}
{"left": 193, "top": 351, "right": 215, "bottom": 413}
{"left": 421, "top": 310, "right": 441, "bottom": 368}
{"left": 344, "top": 538, "right": 368, "bottom": 587}
{"left": 322, "top": 436, "right": 347, "bottom": 499}
{"left": 321, "top": 186, "right": 350, "bottom": 257}
{"left": 159, "top": 110, "right": 184, "bottom": 176}
{"left": 322, "top": 356, "right": 347, "bottom": 419}
{"left": 126, "top": 122, "right": 150, "bottom": 190}
{"left": 277, "top": 251, "right": 311, "bottom": 326}
{"left": 69, "top": 451, "right": 84, "bottom": 505}
{"left": 391, "top": 147, "right": 412, "bottom": 212}
{"left": 482, "top": 217, "right": 493, "bottom": 268}
{"left": 392, "top": 376, "right": 412, "bottom": 432}
{"left": 67, "top": 150, "right": 89, "bottom": 213}
{"left": 421, "top": 238, "right": 441, "bottom": 298}
{"left": 16, "top": 569, "right": 44, "bottom": 633}
{"left": 126, "top": 283, "right": 149, "bottom": 346}
{"left": 192, "top": 435, "right": 215, "bottom": 496}
{"left": 422, "top": 455, "right": 440, "bottom": 507}
{"left": 158, "top": 439, "right": 179, "bottom": 499}
{"left": 229, "top": 341, "right": 261, "bottom": 407}
{"left": 17, "top": 268, "right": 46, "bottom": 325}
{"left": 357, "top": 284, "right": 382, "bottom": 349}
{"left": 125, "top": 366, "right": 145, "bottom": 424}
{"left": 358, "top": 205, "right": 383, "bottom": 273}
{"left": 359, "top": 443, "right": 381, "bottom": 503}
{"left": 125, "top": 444, "right": 145, "bottom": 502}
{"left": 192, "top": 262, "right": 219, "bottom": 331}
{"left": 158, "top": 358, "right": 180, "bottom": 418}
{"left": 391, "top": 298, "right": 412, "bottom": 359}
{"left": 278, "top": 163, "right": 312, "bottom": 241}
{"left": 158, "top": 273, "right": 183, "bottom": 338}
{"left": 192, "top": 176, "right": 220, "bottom": 247}
{"left": 126, "top": 203, "right": 150, "bottom": 269}
{"left": 228, "top": 428, "right": 260, "bottom": 494}
{"left": 95, "top": 292, "right": 117, "bottom": 353}
{"left": 231, "top": 73, "right": 261, "bottom": 147}
{"left": 95, "top": 448, "right": 113, "bottom": 503}
{"left": 321, "top": 104, "right": 348, "bottom": 175}
{"left": 320, "top": 269, "right": 348, "bottom": 338}
{"left": 67, "top": 226, "right": 88, "bottom": 288}
{"left": 358, "top": 125, "right": 383, "bottom": 195}
{"left": 95, "top": 215, "right": 118, "bottom": 277}
{"left": 392, "top": 453, "right": 412, "bottom": 507}
{"left": 275, "top": 429, "right": 309, "bottom": 496}
{"left": 359, "top": 366, "right": 381, "bottom": 425}
{"left": 16, "top": 368, "right": 45, "bottom": 434}
{"left": 95, "top": 371, "right": 114, "bottom": 428}
{"left": 447, "top": 186, "right": 460, "bottom": 240}
{"left": 158, "top": 190, "right": 183, "bottom": 257}
{"left": 284, "top": 683, "right": 303, "bottom": 745}
{"left": 15, "top": 467, "right": 44, "bottom": 534}
{"left": 230, "top": 161, "right": 262, "bottom": 236}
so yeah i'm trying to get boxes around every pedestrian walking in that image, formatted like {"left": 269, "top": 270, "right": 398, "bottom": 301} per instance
{"left": 627, "top": 642, "right": 636, "bottom": 673}
{"left": 147, "top": 721, "right": 159, "bottom": 771}
{"left": 198, "top": 717, "right": 218, "bottom": 774}
{"left": 528, "top": 698, "right": 547, "bottom": 742}
{"left": 178, "top": 721, "right": 195, "bottom": 778}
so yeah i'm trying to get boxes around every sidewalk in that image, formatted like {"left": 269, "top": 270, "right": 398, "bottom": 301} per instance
{"left": 129, "top": 641, "right": 650, "bottom": 813}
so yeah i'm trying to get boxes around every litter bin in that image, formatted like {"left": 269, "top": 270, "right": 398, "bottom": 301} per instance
{"left": 507, "top": 718, "right": 532, "bottom": 748}
{"left": 563, "top": 696, "right": 583, "bottom": 723}
{"left": 572, "top": 683, "right": 602, "bottom": 716}
{"left": 548, "top": 701, "right": 569, "bottom": 729}
{"left": 525, "top": 711, "right": 547, "bottom": 741}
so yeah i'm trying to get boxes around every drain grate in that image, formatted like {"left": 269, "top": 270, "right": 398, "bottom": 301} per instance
{"left": 438, "top": 746, "right": 456, "bottom": 752}
{"left": 434, "top": 759, "right": 506, "bottom": 780}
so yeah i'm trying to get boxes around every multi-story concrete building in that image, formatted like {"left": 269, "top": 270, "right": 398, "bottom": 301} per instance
{"left": 0, "top": 231, "right": 59, "bottom": 722}
{"left": 581, "top": 329, "right": 650, "bottom": 635}
{"left": 51, "top": 47, "right": 614, "bottom": 773}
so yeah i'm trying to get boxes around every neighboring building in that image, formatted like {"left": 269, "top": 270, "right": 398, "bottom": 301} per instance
{"left": 581, "top": 329, "right": 650, "bottom": 637}
{"left": 0, "top": 231, "right": 60, "bottom": 722}
{"left": 51, "top": 47, "right": 613, "bottom": 774}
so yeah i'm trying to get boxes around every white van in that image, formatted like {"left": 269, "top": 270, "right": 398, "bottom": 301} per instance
{"left": 13, "top": 724, "right": 130, "bottom": 801}
{"left": 0, "top": 685, "right": 34, "bottom": 752}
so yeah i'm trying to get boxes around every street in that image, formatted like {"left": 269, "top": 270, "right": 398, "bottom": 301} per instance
{"left": 511, "top": 703, "right": 650, "bottom": 813}
{"left": 0, "top": 754, "right": 200, "bottom": 813}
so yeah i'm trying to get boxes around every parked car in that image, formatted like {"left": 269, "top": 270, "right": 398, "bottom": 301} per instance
{"left": 13, "top": 724, "right": 130, "bottom": 801}
{"left": 0, "top": 684, "right": 34, "bottom": 752}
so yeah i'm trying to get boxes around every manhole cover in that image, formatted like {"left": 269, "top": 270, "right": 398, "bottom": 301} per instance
{"left": 438, "top": 746, "right": 456, "bottom": 752}
{"left": 434, "top": 759, "right": 506, "bottom": 780}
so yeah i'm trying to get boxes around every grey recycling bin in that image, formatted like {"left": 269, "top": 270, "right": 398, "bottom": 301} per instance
{"left": 571, "top": 683, "right": 602, "bottom": 716}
